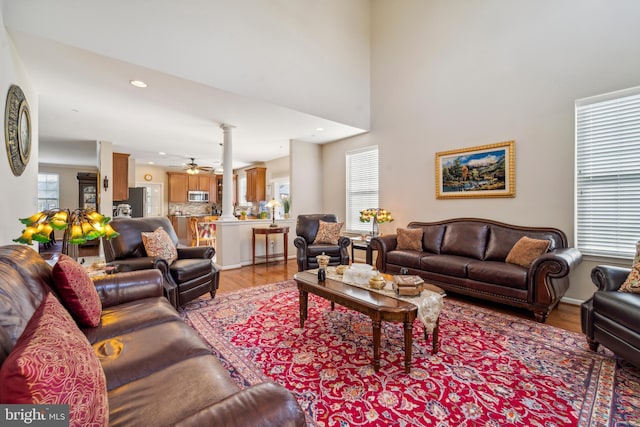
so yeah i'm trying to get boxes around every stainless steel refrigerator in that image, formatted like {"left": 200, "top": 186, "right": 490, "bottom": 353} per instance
{"left": 122, "top": 187, "right": 147, "bottom": 217}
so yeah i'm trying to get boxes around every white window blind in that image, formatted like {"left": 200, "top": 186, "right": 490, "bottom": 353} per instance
{"left": 576, "top": 87, "right": 640, "bottom": 258}
{"left": 37, "top": 173, "right": 59, "bottom": 211}
{"left": 346, "top": 146, "right": 379, "bottom": 233}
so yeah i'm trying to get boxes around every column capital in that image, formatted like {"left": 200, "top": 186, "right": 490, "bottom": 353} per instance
{"left": 220, "top": 123, "right": 236, "bottom": 131}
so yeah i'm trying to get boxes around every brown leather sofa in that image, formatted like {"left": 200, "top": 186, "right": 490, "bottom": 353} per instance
{"left": 0, "top": 245, "right": 306, "bottom": 427}
{"left": 371, "top": 218, "right": 582, "bottom": 322}
{"left": 581, "top": 265, "right": 640, "bottom": 368}
{"left": 103, "top": 216, "right": 219, "bottom": 309}
{"left": 294, "top": 214, "right": 350, "bottom": 271}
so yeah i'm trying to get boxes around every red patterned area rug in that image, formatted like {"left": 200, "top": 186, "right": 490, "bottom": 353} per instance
{"left": 180, "top": 281, "right": 640, "bottom": 427}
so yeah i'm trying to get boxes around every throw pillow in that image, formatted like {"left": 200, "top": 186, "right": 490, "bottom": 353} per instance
{"left": 505, "top": 236, "right": 551, "bottom": 268}
{"left": 51, "top": 254, "right": 102, "bottom": 327}
{"left": 0, "top": 293, "right": 109, "bottom": 426}
{"left": 142, "top": 226, "right": 178, "bottom": 264}
{"left": 619, "top": 240, "right": 640, "bottom": 294}
{"left": 396, "top": 228, "right": 423, "bottom": 251}
{"left": 313, "top": 220, "right": 344, "bottom": 245}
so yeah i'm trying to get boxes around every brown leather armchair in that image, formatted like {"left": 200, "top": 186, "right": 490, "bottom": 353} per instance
{"left": 294, "top": 214, "right": 350, "bottom": 271}
{"left": 581, "top": 265, "right": 640, "bottom": 369}
{"left": 103, "top": 217, "right": 219, "bottom": 309}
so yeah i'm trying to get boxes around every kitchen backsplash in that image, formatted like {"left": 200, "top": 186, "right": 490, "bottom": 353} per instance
{"left": 169, "top": 203, "right": 212, "bottom": 216}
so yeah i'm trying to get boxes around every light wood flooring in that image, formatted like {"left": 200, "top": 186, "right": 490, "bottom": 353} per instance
{"left": 217, "top": 259, "right": 583, "bottom": 334}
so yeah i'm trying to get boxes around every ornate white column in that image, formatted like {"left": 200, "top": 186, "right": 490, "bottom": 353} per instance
{"left": 220, "top": 124, "right": 237, "bottom": 221}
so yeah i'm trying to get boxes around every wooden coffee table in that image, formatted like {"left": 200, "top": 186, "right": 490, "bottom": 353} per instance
{"left": 294, "top": 271, "right": 419, "bottom": 373}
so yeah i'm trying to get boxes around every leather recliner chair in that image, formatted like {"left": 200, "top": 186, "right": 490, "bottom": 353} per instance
{"left": 294, "top": 214, "right": 350, "bottom": 271}
{"left": 581, "top": 265, "right": 640, "bottom": 368}
{"left": 103, "top": 216, "right": 219, "bottom": 308}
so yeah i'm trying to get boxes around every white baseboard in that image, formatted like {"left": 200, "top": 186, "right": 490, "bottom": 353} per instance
{"left": 560, "top": 296, "right": 584, "bottom": 306}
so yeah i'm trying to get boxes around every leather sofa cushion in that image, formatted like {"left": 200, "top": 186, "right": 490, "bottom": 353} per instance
{"left": 421, "top": 255, "right": 470, "bottom": 278}
{"left": 467, "top": 260, "right": 528, "bottom": 289}
{"left": 484, "top": 227, "right": 530, "bottom": 261}
{"left": 306, "top": 244, "right": 343, "bottom": 257}
{"left": 387, "top": 250, "right": 423, "bottom": 270}
{"left": 82, "top": 297, "right": 180, "bottom": 344}
{"left": 95, "top": 320, "right": 212, "bottom": 391}
{"left": 420, "top": 225, "right": 446, "bottom": 254}
{"left": 170, "top": 258, "right": 214, "bottom": 283}
{"left": 593, "top": 291, "right": 640, "bottom": 333}
{"left": 107, "top": 355, "right": 241, "bottom": 427}
{"left": 440, "top": 223, "right": 488, "bottom": 259}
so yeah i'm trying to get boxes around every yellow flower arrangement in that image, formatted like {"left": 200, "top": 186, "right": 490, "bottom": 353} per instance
{"left": 359, "top": 209, "right": 393, "bottom": 224}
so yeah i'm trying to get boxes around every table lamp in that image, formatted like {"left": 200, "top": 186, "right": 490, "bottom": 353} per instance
{"left": 265, "top": 199, "right": 282, "bottom": 228}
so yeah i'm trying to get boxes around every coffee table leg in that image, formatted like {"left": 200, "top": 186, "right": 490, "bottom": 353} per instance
{"left": 432, "top": 318, "right": 440, "bottom": 354}
{"left": 372, "top": 319, "right": 381, "bottom": 372}
{"left": 299, "top": 290, "right": 308, "bottom": 328}
{"left": 404, "top": 319, "right": 413, "bottom": 374}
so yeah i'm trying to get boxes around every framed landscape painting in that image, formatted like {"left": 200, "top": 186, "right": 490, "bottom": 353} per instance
{"left": 435, "top": 140, "right": 515, "bottom": 199}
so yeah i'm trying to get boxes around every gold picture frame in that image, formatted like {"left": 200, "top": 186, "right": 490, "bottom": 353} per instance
{"left": 435, "top": 140, "right": 515, "bottom": 199}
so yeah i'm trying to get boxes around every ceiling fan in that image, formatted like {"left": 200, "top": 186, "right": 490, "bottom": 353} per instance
{"left": 184, "top": 158, "right": 214, "bottom": 175}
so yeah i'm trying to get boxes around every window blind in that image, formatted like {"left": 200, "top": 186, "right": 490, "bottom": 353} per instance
{"left": 346, "top": 146, "right": 379, "bottom": 233}
{"left": 576, "top": 87, "right": 640, "bottom": 258}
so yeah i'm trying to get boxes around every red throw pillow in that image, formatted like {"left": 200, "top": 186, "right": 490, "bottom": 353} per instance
{"left": 51, "top": 254, "right": 102, "bottom": 327}
{"left": 313, "top": 220, "right": 344, "bottom": 245}
{"left": 0, "top": 293, "right": 109, "bottom": 426}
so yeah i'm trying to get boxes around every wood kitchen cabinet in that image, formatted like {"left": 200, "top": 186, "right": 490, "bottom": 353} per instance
{"left": 188, "top": 174, "right": 212, "bottom": 191}
{"left": 245, "top": 167, "right": 266, "bottom": 203}
{"left": 213, "top": 174, "right": 237, "bottom": 205}
{"left": 112, "top": 153, "right": 130, "bottom": 201}
{"left": 167, "top": 172, "right": 188, "bottom": 203}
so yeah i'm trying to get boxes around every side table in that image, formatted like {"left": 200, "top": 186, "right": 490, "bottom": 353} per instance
{"left": 351, "top": 237, "right": 374, "bottom": 265}
{"left": 252, "top": 226, "right": 289, "bottom": 265}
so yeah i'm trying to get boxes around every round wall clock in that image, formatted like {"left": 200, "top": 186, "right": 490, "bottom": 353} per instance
{"left": 144, "top": 173, "right": 153, "bottom": 181}
{"left": 4, "top": 85, "right": 31, "bottom": 176}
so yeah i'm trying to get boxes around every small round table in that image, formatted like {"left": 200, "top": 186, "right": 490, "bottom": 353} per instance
{"left": 252, "top": 226, "right": 289, "bottom": 265}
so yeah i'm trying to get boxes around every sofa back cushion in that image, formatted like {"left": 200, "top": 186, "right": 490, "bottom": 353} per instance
{"left": 440, "top": 222, "right": 489, "bottom": 259}
{"left": 416, "top": 225, "right": 446, "bottom": 254}
{"left": 485, "top": 226, "right": 565, "bottom": 261}
{"left": 104, "top": 217, "right": 179, "bottom": 261}
{"left": 0, "top": 245, "right": 53, "bottom": 367}
{"left": 0, "top": 293, "right": 109, "bottom": 426}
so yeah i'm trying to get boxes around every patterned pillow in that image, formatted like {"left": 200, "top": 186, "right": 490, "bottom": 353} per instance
{"left": 313, "top": 220, "right": 344, "bottom": 245}
{"left": 505, "top": 236, "right": 550, "bottom": 268}
{"left": 0, "top": 293, "right": 109, "bottom": 426}
{"left": 142, "top": 227, "right": 178, "bottom": 264}
{"left": 51, "top": 254, "right": 102, "bottom": 327}
{"left": 619, "top": 241, "right": 640, "bottom": 294}
{"left": 396, "top": 228, "right": 423, "bottom": 251}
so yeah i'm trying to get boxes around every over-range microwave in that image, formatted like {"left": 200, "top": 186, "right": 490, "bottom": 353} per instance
{"left": 188, "top": 191, "right": 209, "bottom": 203}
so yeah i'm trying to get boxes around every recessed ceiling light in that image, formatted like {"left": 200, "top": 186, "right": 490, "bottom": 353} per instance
{"left": 130, "top": 80, "right": 147, "bottom": 88}
{"left": 158, "top": 152, "right": 166, "bottom": 155}
{"left": 315, "top": 127, "right": 325, "bottom": 132}
{"left": 148, "top": 161, "right": 155, "bottom": 165}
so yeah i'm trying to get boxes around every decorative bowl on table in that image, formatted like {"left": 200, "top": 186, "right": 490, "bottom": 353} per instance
{"left": 335, "top": 265, "right": 348, "bottom": 275}
{"left": 369, "top": 274, "right": 387, "bottom": 290}
{"left": 343, "top": 264, "right": 377, "bottom": 285}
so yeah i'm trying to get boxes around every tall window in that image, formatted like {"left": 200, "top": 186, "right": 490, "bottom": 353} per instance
{"left": 346, "top": 146, "right": 379, "bottom": 233}
{"left": 38, "top": 173, "right": 59, "bottom": 211}
{"left": 576, "top": 86, "right": 640, "bottom": 259}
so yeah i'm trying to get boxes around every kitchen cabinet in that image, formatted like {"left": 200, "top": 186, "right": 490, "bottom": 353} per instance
{"left": 214, "top": 174, "right": 237, "bottom": 205}
{"left": 188, "top": 174, "right": 212, "bottom": 191}
{"left": 112, "top": 153, "right": 130, "bottom": 201}
{"left": 245, "top": 167, "right": 266, "bottom": 203}
{"left": 168, "top": 172, "right": 188, "bottom": 203}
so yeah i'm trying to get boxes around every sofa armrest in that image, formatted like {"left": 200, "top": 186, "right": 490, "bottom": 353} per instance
{"left": 370, "top": 234, "right": 398, "bottom": 272}
{"left": 528, "top": 247, "right": 583, "bottom": 307}
{"left": 175, "top": 382, "right": 306, "bottom": 427}
{"left": 92, "top": 270, "right": 164, "bottom": 308}
{"left": 591, "top": 265, "right": 631, "bottom": 292}
{"left": 177, "top": 246, "right": 214, "bottom": 259}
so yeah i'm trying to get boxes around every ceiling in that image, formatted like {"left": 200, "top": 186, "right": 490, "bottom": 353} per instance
{"left": 6, "top": 30, "right": 367, "bottom": 171}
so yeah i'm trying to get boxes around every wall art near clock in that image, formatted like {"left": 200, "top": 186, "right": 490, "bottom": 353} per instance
{"left": 435, "top": 140, "right": 515, "bottom": 199}
{"left": 4, "top": 84, "right": 31, "bottom": 176}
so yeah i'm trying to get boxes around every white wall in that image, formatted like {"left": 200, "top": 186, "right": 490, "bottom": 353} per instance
{"left": 290, "top": 140, "right": 323, "bottom": 216}
{"left": 0, "top": 1, "right": 39, "bottom": 247}
{"left": 323, "top": 0, "right": 640, "bottom": 302}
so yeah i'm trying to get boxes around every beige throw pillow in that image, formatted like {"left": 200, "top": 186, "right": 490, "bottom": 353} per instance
{"left": 396, "top": 228, "right": 423, "bottom": 251}
{"left": 313, "top": 220, "right": 343, "bottom": 245}
{"left": 619, "top": 240, "right": 640, "bottom": 294}
{"left": 505, "top": 236, "right": 550, "bottom": 268}
{"left": 142, "top": 227, "right": 178, "bottom": 264}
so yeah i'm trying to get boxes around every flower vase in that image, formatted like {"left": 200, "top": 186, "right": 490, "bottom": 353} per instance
{"left": 372, "top": 217, "right": 379, "bottom": 237}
